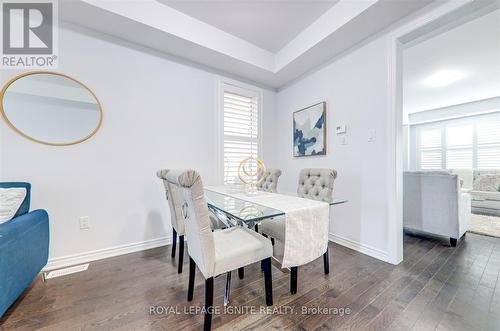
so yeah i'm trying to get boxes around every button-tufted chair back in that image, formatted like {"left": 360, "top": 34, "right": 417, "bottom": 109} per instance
{"left": 257, "top": 169, "right": 282, "bottom": 193}
{"left": 297, "top": 169, "right": 337, "bottom": 203}
{"left": 157, "top": 169, "right": 185, "bottom": 235}
{"left": 166, "top": 170, "right": 216, "bottom": 278}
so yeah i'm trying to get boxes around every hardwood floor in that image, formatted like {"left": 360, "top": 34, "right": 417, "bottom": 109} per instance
{"left": 1, "top": 233, "right": 500, "bottom": 331}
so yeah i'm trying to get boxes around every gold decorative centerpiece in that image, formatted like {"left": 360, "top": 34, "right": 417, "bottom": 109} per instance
{"left": 237, "top": 156, "right": 266, "bottom": 195}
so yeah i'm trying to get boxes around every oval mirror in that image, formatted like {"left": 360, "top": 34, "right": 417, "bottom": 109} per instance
{"left": 0, "top": 72, "right": 102, "bottom": 146}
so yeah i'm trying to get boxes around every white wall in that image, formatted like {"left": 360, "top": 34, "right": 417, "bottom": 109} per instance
{"left": 0, "top": 24, "right": 276, "bottom": 267}
{"left": 270, "top": 36, "right": 390, "bottom": 260}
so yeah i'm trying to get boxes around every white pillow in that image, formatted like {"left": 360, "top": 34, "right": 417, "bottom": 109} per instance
{"left": 0, "top": 188, "right": 27, "bottom": 224}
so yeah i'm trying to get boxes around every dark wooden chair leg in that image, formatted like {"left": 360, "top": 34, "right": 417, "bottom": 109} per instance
{"left": 262, "top": 257, "right": 273, "bottom": 306}
{"left": 271, "top": 238, "right": 275, "bottom": 246}
{"left": 187, "top": 257, "right": 196, "bottom": 301}
{"left": 450, "top": 238, "right": 457, "bottom": 247}
{"left": 323, "top": 247, "right": 330, "bottom": 275}
{"left": 238, "top": 267, "right": 244, "bottom": 279}
{"left": 204, "top": 277, "right": 214, "bottom": 331}
{"left": 171, "top": 228, "right": 177, "bottom": 258}
{"left": 178, "top": 235, "right": 184, "bottom": 274}
{"left": 261, "top": 233, "right": 269, "bottom": 271}
{"left": 254, "top": 224, "right": 259, "bottom": 232}
{"left": 290, "top": 267, "right": 298, "bottom": 294}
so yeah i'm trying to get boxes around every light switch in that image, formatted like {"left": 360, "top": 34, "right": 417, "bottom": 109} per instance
{"left": 368, "top": 130, "right": 376, "bottom": 142}
{"left": 79, "top": 216, "right": 90, "bottom": 230}
{"left": 336, "top": 124, "right": 347, "bottom": 135}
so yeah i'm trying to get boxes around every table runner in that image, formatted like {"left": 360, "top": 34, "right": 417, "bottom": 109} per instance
{"left": 205, "top": 186, "right": 329, "bottom": 268}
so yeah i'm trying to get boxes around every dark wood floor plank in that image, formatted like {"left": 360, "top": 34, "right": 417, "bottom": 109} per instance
{"left": 2, "top": 233, "right": 499, "bottom": 331}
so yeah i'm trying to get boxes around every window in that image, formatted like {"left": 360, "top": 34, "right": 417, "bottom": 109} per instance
{"left": 446, "top": 125, "right": 473, "bottom": 169}
{"left": 419, "top": 128, "right": 442, "bottom": 169}
{"left": 220, "top": 81, "right": 261, "bottom": 184}
{"left": 477, "top": 121, "right": 500, "bottom": 169}
{"left": 414, "top": 113, "right": 500, "bottom": 170}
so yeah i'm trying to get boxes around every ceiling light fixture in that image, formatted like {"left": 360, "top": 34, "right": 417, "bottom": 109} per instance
{"left": 421, "top": 70, "right": 466, "bottom": 87}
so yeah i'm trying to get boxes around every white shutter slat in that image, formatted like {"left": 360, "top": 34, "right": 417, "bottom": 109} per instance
{"left": 477, "top": 121, "right": 500, "bottom": 169}
{"left": 420, "top": 128, "right": 442, "bottom": 169}
{"left": 223, "top": 89, "right": 260, "bottom": 184}
{"left": 446, "top": 125, "right": 473, "bottom": 169}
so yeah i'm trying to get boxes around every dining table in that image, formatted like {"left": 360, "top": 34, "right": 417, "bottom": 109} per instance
{"left": 205, "top": 186, "right": 347, "bottom": 228}
{"left": 204, "top": 185, "right": 347, "bottom": 306}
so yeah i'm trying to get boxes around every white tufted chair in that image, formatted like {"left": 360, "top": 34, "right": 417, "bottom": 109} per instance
{"left": 165, "top": 169, "right": 274, "bottom": 331}
{"left": 157, "top": 169, "right": 186, "bottom": 274}
{"left": 157, "top": 169, "right": 227, "bottom": 274}
{"left": 297, "top": 168, "right": 337, "bottom": 202}
{"left": 257, "top": 169, "right": 282, "bottom": 193}
{"left": 260, "top": 168, "right": 337, "bottom": 294}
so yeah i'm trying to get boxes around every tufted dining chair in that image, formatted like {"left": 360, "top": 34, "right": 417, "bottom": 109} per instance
{"left": 297, "top": 168, "right": 337, "bottom": 202}
{"left": 165, "top": 169, "right": 274, "bottom": 331}
{"left": 158, "top": 169, "right": 227, "bottom": 274}
{"left": 260, "top": 168, "right": 337, "bottom": 294}
{"left": 157, "top": 169, "right": 186, "bottom": 274}
{"left": 257, "top": 169, "right": 282, "bottom": 193}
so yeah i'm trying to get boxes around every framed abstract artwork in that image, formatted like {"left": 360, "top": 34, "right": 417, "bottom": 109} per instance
{"left": 293, "top": 102, "right": 326, "bottom": 157}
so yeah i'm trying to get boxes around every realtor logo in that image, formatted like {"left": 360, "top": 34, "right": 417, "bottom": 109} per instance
{"left": 1, "top": 0, "right": 58, "bottom": 68}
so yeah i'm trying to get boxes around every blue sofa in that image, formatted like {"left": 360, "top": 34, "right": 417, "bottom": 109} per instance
{"left": 0, "top": 182, "right": 49, "bottom": 317}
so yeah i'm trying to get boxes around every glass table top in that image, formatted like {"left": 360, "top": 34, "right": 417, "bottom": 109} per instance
{"left": 205, "top": 190, "right": 285, "bottom": 225}
{"left": 204, "top": 188, "right": 347, "bottom": 225}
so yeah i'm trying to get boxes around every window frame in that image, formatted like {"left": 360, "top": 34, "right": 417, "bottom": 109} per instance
{"left": 216, "top": 77, "right": 263, "bottom": 184}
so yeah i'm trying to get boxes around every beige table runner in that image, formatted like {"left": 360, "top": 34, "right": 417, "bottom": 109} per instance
{"left": 205, "top": 186, "right": 329, "bottom": 268}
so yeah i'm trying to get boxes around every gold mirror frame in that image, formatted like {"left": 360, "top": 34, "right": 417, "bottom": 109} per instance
{"left": 0, "top": 71, "right": 103, "bottom": 146}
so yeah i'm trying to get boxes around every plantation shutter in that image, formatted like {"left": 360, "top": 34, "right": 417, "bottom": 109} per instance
{"left": 446, "top": 125, "right": 473, "bottom": 169}
{"left": 419, "top": 128, "right": 442, "bottom": 170}
{"left": 223, "top": 89, "right": 260, "bottom": 184}
{"left": 477, "top": 120, "right": 500, "bottom": 169}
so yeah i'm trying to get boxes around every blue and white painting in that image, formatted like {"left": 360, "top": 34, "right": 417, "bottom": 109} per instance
{"left": 293, "top": 102, "right": 326, "bottom": 157}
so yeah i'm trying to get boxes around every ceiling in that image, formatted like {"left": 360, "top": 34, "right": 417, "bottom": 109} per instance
{"left": 158, "top": 0, "right": 338, "bottom": 52}
{"left": 60, "top": 0, "right": 435, "bottom": 89}
{"left": 403, "top": 8, "right": 500, "bottom": 114}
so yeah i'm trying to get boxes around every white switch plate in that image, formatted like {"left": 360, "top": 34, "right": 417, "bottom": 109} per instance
{"left": 335, "top": 124, "right": 347, "bottom": 135}
{"left": 368, "top": 130, "right": 376, "bottom": 142}
{"left": 79, "top": 216, "right": 90, "bottom": 229}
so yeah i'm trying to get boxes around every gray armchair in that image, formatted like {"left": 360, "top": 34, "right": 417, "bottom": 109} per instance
{"left": 257, "top": 169, "right": 282, "bottom": 193}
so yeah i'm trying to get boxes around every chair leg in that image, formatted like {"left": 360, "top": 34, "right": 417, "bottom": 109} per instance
{"left": 262, "top": 257, "right": 273, "bottom": 306}
{"left": 290, "top": 267, "right": 298, "bottom": 294}
{"left": 450, "top": 238, "right": 457, "bottom": 247}
{"left": 238, "top": 267, "right": 244, "bottom": 279}
{"left": 224, "top": 272, "right": 232, "bottom": 307}
{"left": 254, "top": 224, "right": 259, "bottom": 232}
{"left": 188, "top": 257, "right": 196, "bottom": 301}
{"left": 204, "top": 277, "right": 214, "bottom": 331}
{"left": 271, "top": 237, "right": 275, "bottom": 246}
{"left": 178, "top": 235, "right": 184, "bottom": 274}
{"left": 323, "top": 247, "right": 330, "bottom": 275}
{"left": 171, "top": 228, "right": 177, "bottom": 258}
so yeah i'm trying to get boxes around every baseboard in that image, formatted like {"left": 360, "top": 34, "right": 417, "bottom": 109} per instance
{"left": 45, "top": 233, "right": 386, "bottom": 271}
{"left": 329, "top": 233, "right": 388, "bottom": 262}
{"left": 44, "top": 236, "right": 172, "bottom": 271}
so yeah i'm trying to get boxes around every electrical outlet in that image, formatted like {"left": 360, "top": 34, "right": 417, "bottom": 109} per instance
{"left": 79, "top": 216, "right": 90, "bottom": 230}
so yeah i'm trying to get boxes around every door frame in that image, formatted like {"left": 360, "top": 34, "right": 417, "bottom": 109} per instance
{"left": 385, "top": 0, "right": 473, "bottom": 265}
